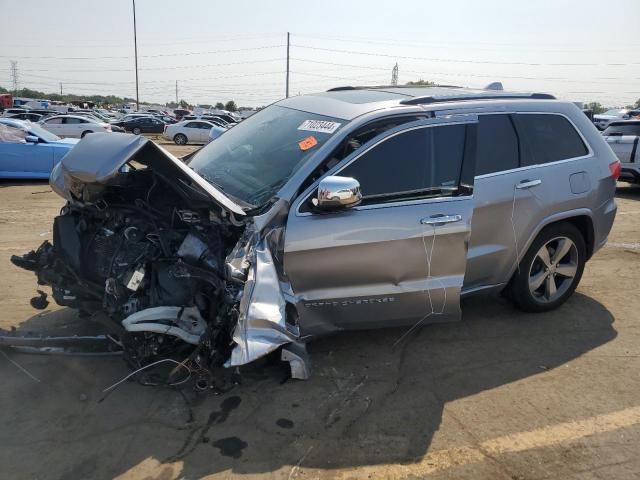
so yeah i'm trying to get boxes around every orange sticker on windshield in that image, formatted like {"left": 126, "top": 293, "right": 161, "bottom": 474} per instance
{"left": 298, "top": 135, "right": 318, "bottom": 151}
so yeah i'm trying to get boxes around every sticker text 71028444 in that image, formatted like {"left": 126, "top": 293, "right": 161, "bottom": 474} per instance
{"left": 297, "top": 120, "right": 342, "bottom": 134}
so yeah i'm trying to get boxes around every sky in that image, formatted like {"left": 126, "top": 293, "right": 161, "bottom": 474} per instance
{"left": 0, "top": 0, "right": 638, "bottom": 108}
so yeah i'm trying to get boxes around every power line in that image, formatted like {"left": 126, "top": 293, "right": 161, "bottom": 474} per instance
{"left": 290, "top": 44, "right": 640, "bottom": 67}
{"left": 0, "top": 45, "right": 285, "bottom": 61}
{"left": 290, "top": 58, "right": 640, "bottom": 85}
{"left": 293, "top": 33, "right": 640, "bottom": 53}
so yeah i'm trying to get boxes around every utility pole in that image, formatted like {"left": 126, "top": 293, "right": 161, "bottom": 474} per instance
{"left": 175, "top": 80, "right": 178, "bottom": 105}
{"left": 132, "top": 0, "right": 140, "bottom": 111}
{"left": 391, "top": 63, "right": 398, "bottom": 86}
{"left": 285, "top": 32, "right": 290, "bottom": 98}
{"left": 60, "top": 82, "right": 63, "bottom": 95}
{"left": 10, "top": 61, "right": 18, "bottom": 95}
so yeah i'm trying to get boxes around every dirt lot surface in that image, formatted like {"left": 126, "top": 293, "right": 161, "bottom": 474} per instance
{"left": 1, "top": 140, "right": 639, "bottom": 479}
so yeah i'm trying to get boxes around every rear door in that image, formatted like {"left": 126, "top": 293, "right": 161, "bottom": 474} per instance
{"left": 464, "top": 112, "right": 591, "bottom": 291}
{"left": 604, "top": 123, "right": 640, "bottom": 164}
{"left": 42, "top": 117, "right": 63, "bottom": 135}
{"left": 183, "top": 121, "right": 201, "bottom": 141}
{"left": 195, "top": 121, "right": 212, "bottom": 142}
{"left": 284, "top": 116, "right": 478, "bottom": 335}
{"left": 62, "top": 117, "right": 85, "bottom": 137}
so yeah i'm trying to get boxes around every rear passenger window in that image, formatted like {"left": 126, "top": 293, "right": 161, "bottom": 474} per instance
{"left": 339, "top": 124, "right": 467, "bottom": 202}
{"left": 514, "top": 114, "right": 588, "bottom": 166}
{"left": 476, "top": 115, "right": 519, "bottom": 175}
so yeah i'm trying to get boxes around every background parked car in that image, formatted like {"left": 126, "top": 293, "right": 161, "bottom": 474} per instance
{"left": 163, "top": 120, "right": 223, "bottom": 144}
{"left": 0, "top": 118, "right": 79, "bottom": 178}
{"left": 603, "top": 120, "right": 640, "bottom": 182}
{"left": 173, "top": 108, "right": 191, "bottom": 120}
{"left": 593, "top": 108, "right": 640, "bottom": 130}
{"left": 112, "top": 116, "right": 166, "bottom": 134}
{"left": 8, "top": 112, "right": 43, "bottom": 122}
{"left": 39, "top": 115, "right": 112, "bottom": 138}
{"left": 68, "top": 112, "right": 126, "bottom": 132}
{"left": 182, "top": 115, "right": 229, "bottom": 128}
{"left": 207, "top": 124, "right": 227, "bottom": 142}
{"left": 2, "top": 108, "right": 28, "bottom": 118}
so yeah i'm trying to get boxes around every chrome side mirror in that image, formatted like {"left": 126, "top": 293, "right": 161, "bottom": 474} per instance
{"left": 25, "top": 135, "right": 39, "bottom": 143}
{"left": 316, "top": 175, "right": 362, "bottom": 210}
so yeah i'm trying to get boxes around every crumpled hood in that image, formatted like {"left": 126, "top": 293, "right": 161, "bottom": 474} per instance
{"left": 50, "top": 132, "right": 245, "bottom": 216}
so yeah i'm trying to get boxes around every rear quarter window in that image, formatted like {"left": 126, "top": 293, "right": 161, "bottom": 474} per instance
{"left": 514, "top": 114, "right": 588, "bottom": 166}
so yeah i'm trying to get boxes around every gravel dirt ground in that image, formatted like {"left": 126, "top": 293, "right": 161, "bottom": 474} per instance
{"left": 0, "top": 140, "right": 639, "bottom": 479}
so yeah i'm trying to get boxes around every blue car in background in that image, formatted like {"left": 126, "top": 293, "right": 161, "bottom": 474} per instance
{"left": 0, "top": 118, "right": 79, "bottom": 179}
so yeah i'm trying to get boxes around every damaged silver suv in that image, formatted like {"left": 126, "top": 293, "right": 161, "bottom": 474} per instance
{"left": 11, "top": 86, "right": 618, "bottom": 382}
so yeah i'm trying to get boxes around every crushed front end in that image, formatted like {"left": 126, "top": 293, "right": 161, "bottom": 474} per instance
{"left": 9, "top": 133, "right": 307, "bottom": 388}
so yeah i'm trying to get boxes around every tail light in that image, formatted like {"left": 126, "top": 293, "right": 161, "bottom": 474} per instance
{"left": 609, "top": 160, "right": 621, "bottom": 180}
{"left": 105, "top": 124, "right": 112, "bottom": 132}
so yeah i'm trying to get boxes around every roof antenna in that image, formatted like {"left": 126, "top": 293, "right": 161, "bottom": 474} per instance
{"left": 484, "top": 82, "right": 504, "bottom": 91}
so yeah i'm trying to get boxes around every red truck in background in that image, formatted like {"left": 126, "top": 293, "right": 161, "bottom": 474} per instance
{"left": 0, "top": 93, "right": 13, "bottom": 111}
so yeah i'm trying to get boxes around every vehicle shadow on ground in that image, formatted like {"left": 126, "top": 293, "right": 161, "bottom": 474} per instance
{"left": 616, "top": 182, "right": 640, "bottom": 200}
{"left": 0, "top": 292, "right": 616, "bottom": 479}
{"left": 0, "top": 179, "right": 50, "bottom": 188}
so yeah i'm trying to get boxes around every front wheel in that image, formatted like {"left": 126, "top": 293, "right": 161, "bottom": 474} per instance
{"left": 173, "top": 133, "right": 187, "bottom": 145}
{"left": 509, "top": 222, "right": 586, "bottom": 312}
{"left": 132, "top": 127, "right": 141, "bottom": 135}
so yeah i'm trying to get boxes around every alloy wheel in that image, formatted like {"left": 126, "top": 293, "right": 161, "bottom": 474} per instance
{"left": 528, "top": 236, "right": 579, "bottom": 303}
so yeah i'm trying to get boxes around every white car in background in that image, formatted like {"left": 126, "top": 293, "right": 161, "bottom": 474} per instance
{"left": 39, "top": 115, "right": 112, "bottom": 138}
{"left": 602, "top": 120, "right": 640, "bottom": 182}
{"left": 593, "top": 108, "right": 640, "bottom": 130}
{"left": 163, "top": 120, "right": 224, "bottom": 145}
{"left": 207, "top": 124, "right": 227, "bottom": 142}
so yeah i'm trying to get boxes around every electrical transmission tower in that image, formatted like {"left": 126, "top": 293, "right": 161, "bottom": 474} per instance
{"left": 10, "top": 61, "right": 18, "bottom": 94}
{"left": 391, "top": 63, "right": 398, "bottom": 86}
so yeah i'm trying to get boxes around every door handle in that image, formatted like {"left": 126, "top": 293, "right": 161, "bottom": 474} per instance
{"left": 516, "top": 179, "right": 542, "bottom": 189}
{"left": 420, "top": 214, "right": 462, "bottom": 225}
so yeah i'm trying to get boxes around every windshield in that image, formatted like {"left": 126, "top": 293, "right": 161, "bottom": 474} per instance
{"left": 28, "top": 123, "right": 61, "bottom": 142}
{"left": 603, "top": 109, "right": 626, "bottom": 116}
{"left": 188, "top": 105, "right": 345, "bottom": 207}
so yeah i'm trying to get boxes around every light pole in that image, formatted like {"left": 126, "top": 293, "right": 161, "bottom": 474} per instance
{"left": 285, "top": 32, "right": 290, "bottom": 98}
{"left": 132, "top": 0, "right": 140, "bottom": 111}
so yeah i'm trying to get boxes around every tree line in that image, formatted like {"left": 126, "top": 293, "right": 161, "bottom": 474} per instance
{"left": 0, "top": 85, "right": 240, "bottom": 111}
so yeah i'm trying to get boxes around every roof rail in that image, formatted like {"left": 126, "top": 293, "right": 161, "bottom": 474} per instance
{"left": 326, "top": 86, "right": 357, "bottom": 91}
{"left": 327, "top": 84, "right": 463, "bottom": 92}
{"left": 400, "top": 92, "right": 556, "bottom": 105}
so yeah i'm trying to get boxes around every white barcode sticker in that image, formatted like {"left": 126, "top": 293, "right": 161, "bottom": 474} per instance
{"left": 297, "top": 120, "right": 341, "bottom": 134}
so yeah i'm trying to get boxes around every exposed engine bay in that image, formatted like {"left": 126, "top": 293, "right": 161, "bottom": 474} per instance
{"left": 9, "top": 133, "right": 306, "bottom": 390}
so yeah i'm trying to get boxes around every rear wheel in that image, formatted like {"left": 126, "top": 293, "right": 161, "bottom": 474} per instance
{"left": 132, "top": 127, "right": 142, "bottom": 135}
{"left": 510, "top": 222, "right": 586, "bottom": 312}
{"left": 80, "top": 130, "right": 93, "bottom": 138}
{"left": 174, "top": 133, "right": 187, "bottom": 145}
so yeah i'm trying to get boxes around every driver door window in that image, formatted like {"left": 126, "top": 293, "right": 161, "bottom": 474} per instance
{"left": 338, "top": 124, "right": 468, "bottom": 205}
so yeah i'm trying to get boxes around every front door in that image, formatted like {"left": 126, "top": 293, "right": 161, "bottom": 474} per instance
{"left": 284, "top": 116, "right": 478, "bottom": 336}
{"left": 0, "top": 126, "right": 52, "bottom": 177}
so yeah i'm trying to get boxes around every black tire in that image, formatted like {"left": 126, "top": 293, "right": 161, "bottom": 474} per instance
{"left": 132, "top": 127, "right": 142, "bottom": 135}
{"left": 173, "top": 133, "right": 187, "bottom": 145}
{"left": 509, "top": 222, "right": 586, "bottom": 313}
{"left": 80, "top": 130, "right": 93, "bottom": 138}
